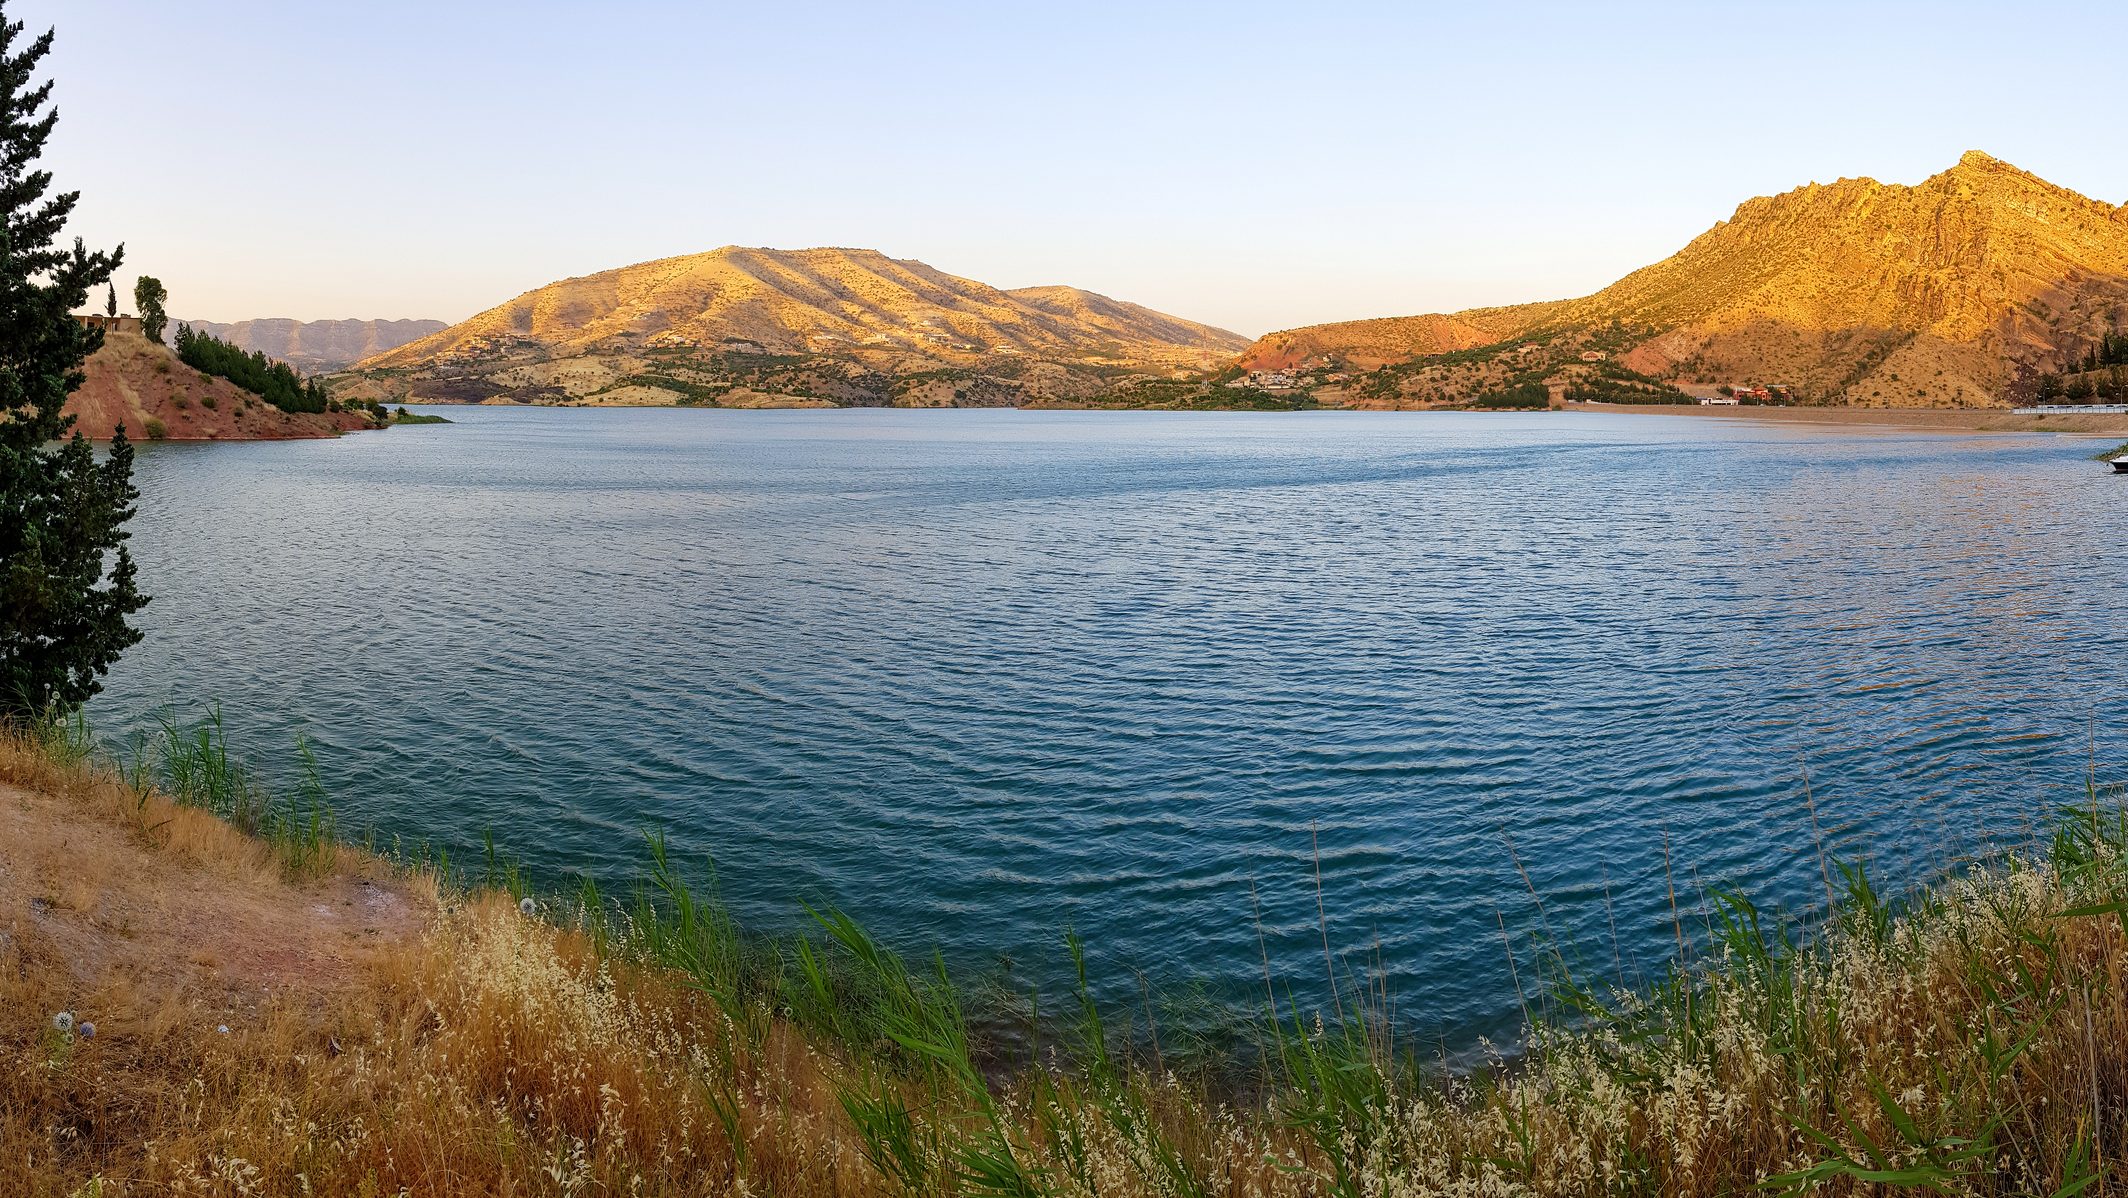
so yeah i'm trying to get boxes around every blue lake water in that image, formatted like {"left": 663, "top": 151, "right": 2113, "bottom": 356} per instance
{"left": 88, "top": 406, "right": 2128, "bottom": 1045}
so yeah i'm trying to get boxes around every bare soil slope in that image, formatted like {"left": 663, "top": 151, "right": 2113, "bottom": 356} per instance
{"left": 67, "top": 328, "right": 375, "bottom": 440}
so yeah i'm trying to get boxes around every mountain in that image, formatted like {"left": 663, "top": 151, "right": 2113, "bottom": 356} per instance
{"left": 345, "top": 247, "right": 1249, "bottom": 407}
{"left": 176, "top": 318, "right": 447, "bottom": 372}
{"left": 1239, "top": 152, "right": 2128, "bottom": 407}
{"left": 68, "top": 320, "right": 379, "bottom": 440}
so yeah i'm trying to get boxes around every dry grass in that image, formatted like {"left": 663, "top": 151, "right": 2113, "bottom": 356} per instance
{"left": 7, "top": 726, "right": 2128, "bottom": 1196}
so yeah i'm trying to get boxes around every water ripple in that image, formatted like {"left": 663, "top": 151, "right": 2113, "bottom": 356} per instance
{"left": 88, "top": 408, "right": 2128, "bottom": 1048}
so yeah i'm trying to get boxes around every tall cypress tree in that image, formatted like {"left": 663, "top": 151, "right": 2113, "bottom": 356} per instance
{"left": 0, "top": 7, "right": 147, "bottom": 726}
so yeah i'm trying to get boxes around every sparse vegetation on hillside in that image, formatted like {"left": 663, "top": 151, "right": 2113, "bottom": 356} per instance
{"left": 2035, "top": 333, "right": 2128, "bottom": 404}
{"left": 1239, "top": 153, "right": 2128, "bottom": 409}
{"left": 344, "top": 247, "right": 1244, "bottom": 408}
{"left": 1063, "top": 378, "right": 1317, "bottom": 410}
{"left": 1332, "top": 324, "right": 1682, "bottom": 410}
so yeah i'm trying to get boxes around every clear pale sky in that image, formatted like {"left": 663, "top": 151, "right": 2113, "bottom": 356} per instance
{"left": 32, "top": 0, "right": 2128, "bottom": 336}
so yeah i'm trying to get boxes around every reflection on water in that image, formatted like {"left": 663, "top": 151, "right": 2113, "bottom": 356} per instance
{"left": 90, "top": 407, "right": 2128, "bottom": 1045}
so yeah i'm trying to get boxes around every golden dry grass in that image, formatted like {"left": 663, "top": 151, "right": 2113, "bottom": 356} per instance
{"left": 0, "top": 733, "right": 1301, "bottom": 1196}
{"left": 8, "top": 728, "right": 2128, "bottom": 1196}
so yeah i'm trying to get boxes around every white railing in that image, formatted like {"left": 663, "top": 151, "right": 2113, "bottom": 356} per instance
{"left": 2014, "top": 404, "right": 2128, "bottom": 414}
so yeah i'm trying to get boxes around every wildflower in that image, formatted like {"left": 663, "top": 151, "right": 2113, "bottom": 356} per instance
{"left": 520, "top": 896, "right": 537, "bottom": 917}
{"left": 51, "top": 1011, "right": 73, "bottom": 1034}
{"left": 77, "top": 1021, "right": 95, "bottom": 1040}
{"left": 217, "top": 1025, "right": 230, "bottom": 1035}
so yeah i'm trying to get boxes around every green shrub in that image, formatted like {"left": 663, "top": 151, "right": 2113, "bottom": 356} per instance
{"left": 1471, "top": 381, "right": 1552, "bottom": 409}
{"left": 143, "top": 417, "right": 166, "bottom": 440}
{"left": 172, "top": 324, "right": 329, "bottom": 413}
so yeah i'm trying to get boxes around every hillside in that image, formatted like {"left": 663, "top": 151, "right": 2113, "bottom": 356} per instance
{"left": 343, "top": 247, "right": 1250, "bottom": 407}
{"left": 67, "top": 324, "right": 380, "bottom": 440}
{"left": 1240, "top": 310, "right": 1542, "bottom": 373}
{"left": 178, "top": 318, "right": 446, "bottom": 371}
{"left": 1240, "top": 152, "right": 2128, "bottom": 408}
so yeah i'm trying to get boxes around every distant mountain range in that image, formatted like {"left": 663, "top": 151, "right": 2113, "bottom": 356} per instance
{"left": 286, "top": 152, "right": 2128, "bottom": 412}
{"left": 341, "top": 247, "right": 1249, "bottom": 407}
{"left": 179, "top": 318, "right": 446, "bottom": 372}
{"left": 1241, "top": 152, "right": 2128, "bottom": 408}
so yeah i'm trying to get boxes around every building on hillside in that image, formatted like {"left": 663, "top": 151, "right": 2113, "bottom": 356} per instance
{"left": 1246, "top": 369, "right": 1298, "bottom": 389}
{"left": 75, "top": 314, "right": 142, "bottom": 335}
{"left": 1579, "top": 350, "right": 1608, "bottom": 362}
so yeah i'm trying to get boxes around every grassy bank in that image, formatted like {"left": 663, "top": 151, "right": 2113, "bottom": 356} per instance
{"left": 7, "top": 716, "right": 2128, "bottom": 1195}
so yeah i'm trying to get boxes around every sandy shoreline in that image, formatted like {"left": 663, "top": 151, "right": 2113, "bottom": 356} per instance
{"left": 1567, "top": 400, "right": 2128, "bottom": 437}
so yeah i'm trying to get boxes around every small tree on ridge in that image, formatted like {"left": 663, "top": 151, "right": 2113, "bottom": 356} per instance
{"left": 133, "top": 273, "right": 166, "bottom": 342}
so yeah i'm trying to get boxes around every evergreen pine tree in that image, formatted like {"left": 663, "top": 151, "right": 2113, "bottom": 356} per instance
{"left": 103, "top": 280, "right": 113, "bottom": 317}
{"left": 0, "top": 7, "right": 147, "bottom": 726}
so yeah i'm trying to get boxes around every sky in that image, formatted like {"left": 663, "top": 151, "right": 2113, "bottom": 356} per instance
{"left": 31, "top": 0, "right": 2128, "bottom": 337}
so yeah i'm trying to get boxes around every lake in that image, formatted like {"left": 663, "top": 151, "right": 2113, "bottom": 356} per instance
{"left": 88, "top": 406, "right": 2128, "bottom": 1047}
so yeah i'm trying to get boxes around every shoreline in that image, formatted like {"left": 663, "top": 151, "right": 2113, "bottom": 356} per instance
{"left": 1566, "top": 400, "right": 2128, "bottom": 436}
{"left": 12, "top": 720, "right": 2128, "bottom": 1192}
{"left": 406, "top": 397, "right": 2128, "bottom": 434}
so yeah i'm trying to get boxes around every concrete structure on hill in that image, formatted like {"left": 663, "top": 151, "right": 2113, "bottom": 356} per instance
{"left": 75, "top": 314, "right": 142, "bottom": 335}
